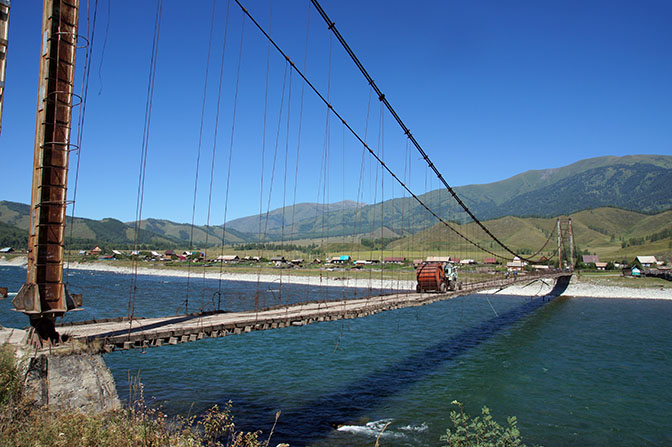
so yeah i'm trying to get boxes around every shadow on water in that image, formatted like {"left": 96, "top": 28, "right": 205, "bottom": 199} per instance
{"left": 236, "top": 276, "right": 572, "bottom": 445}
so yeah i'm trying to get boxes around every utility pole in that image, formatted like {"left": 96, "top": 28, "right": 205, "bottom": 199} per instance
{"left": 13, "top": 0, "right": 81, "bottom": 344}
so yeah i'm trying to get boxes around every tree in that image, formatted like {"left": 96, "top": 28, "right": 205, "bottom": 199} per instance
{"left": 441, "top": 401, "right": 529, "bottom": 447}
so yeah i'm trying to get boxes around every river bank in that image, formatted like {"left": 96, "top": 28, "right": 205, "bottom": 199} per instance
{"left": 2, "top": 256, "right": 671, "bottom": 300}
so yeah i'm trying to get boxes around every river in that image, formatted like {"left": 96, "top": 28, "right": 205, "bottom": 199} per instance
{"left": 1, "top": 265, "right": 671, "bottom": 446}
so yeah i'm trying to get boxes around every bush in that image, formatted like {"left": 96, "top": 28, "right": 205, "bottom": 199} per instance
{"left": 441, "top": 401, "right": 530, "bottom": 447}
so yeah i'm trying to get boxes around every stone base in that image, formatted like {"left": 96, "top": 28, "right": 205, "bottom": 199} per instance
{"left": 24, "top": 353, "right": 121, "bottom": 414}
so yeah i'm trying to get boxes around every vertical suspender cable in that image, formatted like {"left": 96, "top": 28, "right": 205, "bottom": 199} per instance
{"left": 218, "top": 7, "right": 246, "bottom": 309}
{"left": 130, "top": 0, "right": 163, "bottom": 323}
{"left": 202, "top": 0, "right": 233, "bottom": 311}
{"left": 256, "top": 0, "right": 273, "bottom": 310}
{"left": 185, "top": 0, "right": 218, "bottom": 314}
{"left": 66, "top": 0, "right": 98, "bottom": 283}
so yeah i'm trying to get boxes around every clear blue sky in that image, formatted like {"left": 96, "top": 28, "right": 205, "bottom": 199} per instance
{"left": 2, "top": 0, "right": 671, "bottom": 225}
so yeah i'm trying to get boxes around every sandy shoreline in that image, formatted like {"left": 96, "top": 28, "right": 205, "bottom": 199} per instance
{"left": 2, "top": 257, "right": 671, "bottom": 300}
{"left": 0, "top": 257, "right": 417, "bottom": 291}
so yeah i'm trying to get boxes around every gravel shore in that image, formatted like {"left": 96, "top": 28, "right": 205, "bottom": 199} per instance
{"left": 2, "top": 257, "right": 671, "bottom": 299}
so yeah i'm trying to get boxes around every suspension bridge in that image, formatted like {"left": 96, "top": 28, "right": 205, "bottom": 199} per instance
{"left": 4, "top": 0, "right": 576, "bottom": 352}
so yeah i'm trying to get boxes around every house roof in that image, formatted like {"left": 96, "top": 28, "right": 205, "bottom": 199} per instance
{"left": 636, "top": 256, "right": 657, "bottom": 264}
{"left": 483, "top": 257, "right": 497, "bottom": 264}
{"left": 426, "top": 256, "right": 451, "bottom": 263}
{"left": 583, "top": 255, "right": 599, "bottom": 264}
{"left": 384, "top": 257, "right": 405, "bottom": 262}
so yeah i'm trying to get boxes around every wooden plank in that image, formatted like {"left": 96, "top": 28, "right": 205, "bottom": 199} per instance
{"left": 60, "top": 273, "right": 568, "bottom": 353}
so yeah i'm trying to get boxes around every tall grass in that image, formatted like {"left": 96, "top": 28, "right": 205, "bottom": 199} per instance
{"left": 0, "top": 343, "right": 270, "bottom": 447}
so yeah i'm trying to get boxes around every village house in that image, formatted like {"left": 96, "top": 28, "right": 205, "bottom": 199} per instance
{"left": 636, "top": 256, "right": 657, "bottom": 268}
{"left": 595, "top": 262, "right": 608, "bottom": 270}
{"left": 506, "top": 257, "right": 526, "bottom": 272}
{"left": 483, "top": 257, "right": 497, "bottom": 265}
{"left": 426, "top": 256, "right": 452, "bottom": 263}
{"left": 583, "top": 254, "right": 599, "bottom": 265}
{"left": 0, "top": 247, "right": 14, "bottom": 253}
{"left": 332, "top": 255, "right": 351, "bottom": 264}
{"left": 217, "top": 255, "right": 239, "bottom": 263}
{"left": 383, "top": 256, "right": 405, "bottom": 264}
{"left": 270, "top": 256, "right": 287, "bottom": 267}
{"left": 90, "top": 246, "right": 102, "bottom": 256}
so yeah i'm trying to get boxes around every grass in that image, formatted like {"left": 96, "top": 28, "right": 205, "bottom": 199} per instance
{"left": 0, "top": 343, "right": 273, "bottom": 447}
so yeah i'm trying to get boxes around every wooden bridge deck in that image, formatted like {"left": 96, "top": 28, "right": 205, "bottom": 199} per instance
{"left": 55, "top": 273, "right": 569, "bottom": 354}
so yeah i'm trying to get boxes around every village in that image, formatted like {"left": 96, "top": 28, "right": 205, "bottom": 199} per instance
{"left": 2, "top": 245, "right": 670, "bottom": 282}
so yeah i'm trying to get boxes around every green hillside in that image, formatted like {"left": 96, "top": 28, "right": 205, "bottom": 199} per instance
{"left": 2, "top": 155, "right": 670, "bottom": 251}
{"left": 390, "top": 207, "right": 672, "bottom": 263}
{"left": 221, "top": 155, "right": 672, "bottom": 239}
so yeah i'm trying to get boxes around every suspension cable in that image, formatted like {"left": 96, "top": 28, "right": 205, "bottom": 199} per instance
{"left": 308, "top": 0, "right": 532, "bottom": 263}
{"left": 130, "top": 0, "right": 163, "bottom": 322}
{"left": 202, "top": 0, "right": 233, "bottom": 311}
{"left": 232, "top": 0, "right": 512, "bottom": 262}
{"left": 66, "top": 0, "right": 99, "bottom": 282}
{"left": 218, "top": 6, "right": 246, "bottom": 307}
{"left": 184, "top": 0, "right": 217, "bottom": 313}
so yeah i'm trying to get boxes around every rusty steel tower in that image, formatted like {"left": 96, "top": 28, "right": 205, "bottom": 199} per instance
{"left": 0, "top": 0, "right": 10, "bottom": 134}
{"left": 556, "top": 217, "right": 575, "bottom": 271}
{"left": 13, "top": 0, "right": 81, "bottom": 343}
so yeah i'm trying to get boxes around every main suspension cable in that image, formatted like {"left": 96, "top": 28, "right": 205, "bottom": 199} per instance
{"left": 232, "top": 0, "right": 512, "bottom": 261}
{"left": 308, "top": 0, "right": 532, "bottom": 263}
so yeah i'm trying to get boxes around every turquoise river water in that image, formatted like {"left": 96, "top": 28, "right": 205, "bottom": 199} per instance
{"left": 1, "top": 265, "right": 671, "bottom": 446}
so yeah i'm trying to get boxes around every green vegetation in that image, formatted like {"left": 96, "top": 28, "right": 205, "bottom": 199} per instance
{"left": 0, "top": 344, "right": 271, "bottom": 447}
{"left": 441, "top": 401, "right": 531, "bottom": 447}
{"left": 1, "top": 155, "right": 670, "bottom": 262}
{"left": 0, "top": 222, "right": 27, "bottom": 248}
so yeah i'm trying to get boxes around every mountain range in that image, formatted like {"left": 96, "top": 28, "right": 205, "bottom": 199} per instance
{"left": 1, "top": 155, "right": 670, "bottom": 250}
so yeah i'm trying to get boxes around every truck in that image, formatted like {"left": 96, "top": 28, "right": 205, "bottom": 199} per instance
{"left": 416, "top": 262, "right": 462, "bottom": 293}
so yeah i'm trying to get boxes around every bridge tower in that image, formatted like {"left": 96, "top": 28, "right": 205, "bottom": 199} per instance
{"left": 0, "top": 0, "right": 10, "bottom": 135}
{"left": 12, "top": 0, "right": 81, "bottom": 343}
{"left": 556, "top": 217, "right": 575, "bottom": 270}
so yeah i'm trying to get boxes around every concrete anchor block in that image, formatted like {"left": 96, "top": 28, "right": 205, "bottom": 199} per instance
{"left": 244, "top": 326, "right": 252, "bottom": 333}
{"left": 103, "top": 344, "right": 115, "bottom": 353}
{"left": 234, "top": 327, "right": 242, "bottom": 335}
{"left": 154, "top": 339, "right": 163, "bottom": 347}
{"left": 123, "top": 341, "right": 133, "bottom": 350}
{"left": 197, "top": 332, "right": 205, "bottom": 340}
{"left": 168, "top": 337, "right": 178, "bottom": 345}
{"left": 189, "top": 334, "right": 197, "bottom": 342}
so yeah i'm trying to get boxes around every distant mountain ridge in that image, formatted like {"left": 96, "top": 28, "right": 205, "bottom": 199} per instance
{"left": 1, "top": 155, "right": 670, "bottom": 247}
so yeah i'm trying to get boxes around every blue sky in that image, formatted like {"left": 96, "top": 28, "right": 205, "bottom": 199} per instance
{"left": 2, "top": 0, "right": 671, "bottom": 225}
